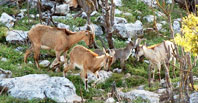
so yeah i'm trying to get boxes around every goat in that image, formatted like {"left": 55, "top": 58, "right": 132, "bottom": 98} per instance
{"left": 24, "top": 24, "right": 95, "bottom": 69}
{"left": 63, "top": 45, "right": 115, "bottom": 90}
{"left": 135, "top": 39, "right": 176, "bottom": 82}
{"left": 94, "top": 41, "right": 134, "bottom": 70}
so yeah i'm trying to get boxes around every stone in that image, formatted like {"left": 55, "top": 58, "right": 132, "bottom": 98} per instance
{"left": 51, "top": 4, "right": 70, "bottom": 14}
{"left": 6, "top": 30, "right": 28, "bottom": 43}
{"left": 29, "top": 0, "right": 55, "bottom": 10}
{"left": 17, "top": 9, "right": 27, "bottom": 19}
{"left": 155, "top": 11, "right": 165, "bottom": 17}
{"left": 0, "top": 12, "right": 16, "bottom": 28}
{"left": 157, "top": 88, "right": 166, "bottom": 94}
{"left": 118, "top": 90, "right": 159, "bottom": 103}
{"left": 1, "top": 58, "right": 8, "bottom": 62}
{"left": 114, "top": 0, "right": 122, "bottom": 6}
{"left": 156, "top": 23, "right": 162, "bottom": 31}
{"left": 15, "top": 46, "right": 24, "bottom": 52}
{"left": 57, "top": 23, "right": 70, "bottom": 29}
{"left": 115, "top": 9, "right": 123, "bottom": 15}
{"left": 173, "top": 20, "right": 181, "bottom": 33}
{"left": 77, "top": 24, "right": 103, "bottom": 36}
{"left": 190, "top": 92, "right": 198, "bottom": 103}
{"left": 0, "top": 74, "right": 81, "bottom": 102}
{"left": 160, "top": 21, "right": 167, "bottom": 25}
{"left": 144, "top": 60, "right": 150, "bottom": 64}
{"left": 114, "top": 17, "right": 128, "bottom": 24}
{"left": 91, "top": 11, "right": 98, "bottom": 16}
{"left": 87, "top": 70, "right": 112, "bottom": 83}
{"left": 39, "top": 60, "right": 50, "bottom": 68}
{"left": 166, "top": 0, "right": 172, "bottom": 4}
{"left": 113, "top": 68, "right": 122, "bottom": 73}
{"left": 113, "top": 20, "right": 143, "bottom": 38}
{"left": 123, "top": 12, "right": 132, "bottom": 16}
{"left": 143, "top": 15, "right": 155, "bottom": 22}
{"left": 137, "top": 85, "right": 145, "bottom": 90}
{"left": 125, "top": 73, "right": 131, "bottom": 78}
{"left": 0, "top": 68, "right": 12, "bottom": 79}
{"left": 140, "top": 0, "right": 157, "bottom": 7}
{"left": 105, "top": 97, "right": 115, "bottom": 103}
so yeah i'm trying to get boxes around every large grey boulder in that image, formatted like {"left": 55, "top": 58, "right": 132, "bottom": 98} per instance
{"left": 77, "top": 24, "right": 103, "bottom": 36}
{"left": 57, "top": 23, "right": 70, "bottom": 29}
{"left": 51, "top": 4, "right": 70, "bottom": 14}
{"left": 0, "top": 68, "right": 12, "bottom": 79}
{"left": 114, "top": 0, "right": 122, "bottom": 6}
{"left": 140, "top": 0, "right": 157, "bottom": 7}
{"left": 113, "top": 20, "right": 143, "bottom": 38}
{"left": 114, "top": 17, "right": 128, "bottom": 24}
{"left": 190, "top": 92, "right": 198, "bottom": 103}
{"left": 0, "top": 74, "right": 81, "bottom": 102}
{"left": 87, "top": 70, "right": 112, "bottom": 83}
{"left": 6, "top": 30, "right": 28, "bottom": 43}
{"left": 0, "top": 12, "right": 16, "bottom": 28}
{"left": 29, "top": 0, "right": 55, "bottom": 9}
{"left": 118, "top": 90, "right": 160, "bottom": 103}
{"left": 143, "top": 15, "right": 155, "bottom": 22}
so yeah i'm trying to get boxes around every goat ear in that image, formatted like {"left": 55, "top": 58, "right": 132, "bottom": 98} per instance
{"left": 111, "top": 49, "right": 115, "bottom": 56}
{"left": 102, "top": 48, "right": 106, "bottom": 54}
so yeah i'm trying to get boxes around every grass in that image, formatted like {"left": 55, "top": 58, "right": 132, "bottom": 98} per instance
{"left": 0, "top": 0, "right": 196, "bottom": 103}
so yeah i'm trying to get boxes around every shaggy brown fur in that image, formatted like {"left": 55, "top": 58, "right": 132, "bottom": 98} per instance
{"left": 24, "top": 24, "right": 95, "bottom": 69}
{"left": 63, "top": 45, "right": 114, "bottom": 90}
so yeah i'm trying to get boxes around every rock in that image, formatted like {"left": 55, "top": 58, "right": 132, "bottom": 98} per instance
{"left": 0, "top": 74, "right": 81, "bottom": 102}
{"left": 118, "top": 90, "right": 160, "bottom": 103}
{"left": 39, "top": 60, "right": 50, "bottom": 68}
{"left": 114, "top": 0, "right": 122, "bottom": 6}
{"left": 115, "top": 9, "right": 123, "bottom": 15}
{"left": 15, "top": 46, "right": 24, "bottom": 52}
{"left": 125, "top": 73, "right": 131, "bottom": 78}
{"left": 60, "top": 56, "right": 65, "bottom": 62}
{"left": 51, "top": 4, "right": 70, "bottom": 14}
{"left": 29, "top": 0, "right": 55, "bottom": 10}
{"left": 166, "top": 0, "right": 172, "bottom": 4}
{"left": 87, "top": 70, "right": 112, "bottom": 83}
{"left": 30, "top": 14, "right": 36, "bottom": 18}
{"left": 77, "top": 24, "right": 103, "bottom": 36}
{"left": 28, "top": 61, "right": 33, "bottom": 64}
{"left": 144, "top": 60, "right": 149, "bottom": 64}
{"left": 140, "top": 0, "right": 157, "bottom": 7}
{"left": 155, "top": 11, "right": 165, "bottom": 17}
{"left": 123, "top": 12, "right": 132, "bottom": 16}
{"left": 17, "top": 9, "right": 27, "bottom": 19}
{"left": 143, "top": 15, "right": 155, "bottom": 22}
{"left": 157, "top": 88, "right": 166, "bottom": 94}
{"left": 113, "top": 68, "right": 122, "bottom": 73}
{"left": 0, "top": 68, "right": 12, "bottom": 79}
{"left": 160, "top": 21, "right": 167, "bottom": 25}
{"left": 0, "top": 12, "right": 16, "bottom": 28}
{"left": 137, "top": 85, "right": 145, "bottom": 90}
{"left": 57, "top": 23, "right": 70, "bottom": 29}
{"left": 193, "top": 76, "right": 198, "bottom": 81}
{"left": 173, "top": 20, "right": 181, "bottom": 33}
{"left": 6, "top": 30, "right": 28, "bottom": 43}
{"left": 91, "top": 11, "right": 98, "bottom": 16}
{"left": 1, "top": 58, "right": 8, "bottom": 62}
{"left": 114, "top": 17, "right": 128, "bottom": 24}
{"left": 156, "top": 23, "right": 162, "bottom": 31}
{"left": 190, "top": 92, "right": 198, "bottom": 103}
{"left": 113, "top": 20, "right": 143, "bottom": 38}
{"left": 105, "top": 97, "right": 115, "bottom": 103}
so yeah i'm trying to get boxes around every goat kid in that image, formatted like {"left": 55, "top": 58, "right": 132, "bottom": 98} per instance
{"left": 135, "top": 39, "right": 176, "bottom": 82}
{"left": 63, "top": 45, "right": 115, "bottom": 91}
{"left": 94, "top": 41, "right": 134, "bottom": 70}
{"left": 24, "top": 24, "right": 95, "bottom": 69}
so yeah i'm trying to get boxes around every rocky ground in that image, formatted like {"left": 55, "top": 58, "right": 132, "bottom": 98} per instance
{"left": 0, "top": 0, "right": 198, "bottom": 103}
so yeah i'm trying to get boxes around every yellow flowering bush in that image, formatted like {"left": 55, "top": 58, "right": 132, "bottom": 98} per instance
{"left": 174, "top": 14, "right": 198, "bottom": 56}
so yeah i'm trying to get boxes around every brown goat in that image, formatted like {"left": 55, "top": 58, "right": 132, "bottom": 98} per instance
{"left": 63, "top": 45, "right": 115, "bottom": 90}
{"left": 24, "top": 24, "right": 95, "bottom": 69}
